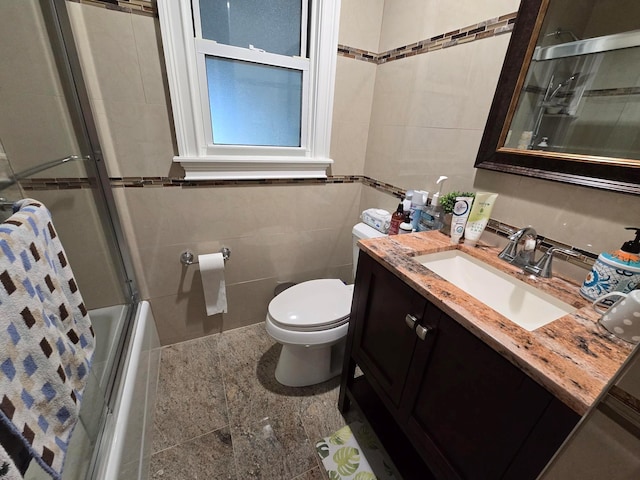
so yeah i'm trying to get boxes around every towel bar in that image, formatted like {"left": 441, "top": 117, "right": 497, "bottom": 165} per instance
{"left": 180, "top": 248, "right": 231, "bottom": 266}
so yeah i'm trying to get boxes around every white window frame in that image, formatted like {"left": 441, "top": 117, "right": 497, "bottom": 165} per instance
{"left": 157, "top": 0, "right": 341, "bottom": 179}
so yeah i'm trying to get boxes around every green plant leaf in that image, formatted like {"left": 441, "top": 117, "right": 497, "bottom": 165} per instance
{"left": 316, "top": 441, "right": 330, "bottom": 459}
{"left": 328, "top": 470, "right": 341, "bottom": 480}
{"left": 329, "top": 425, "right": 353, "bottom": 445}
{"left": 439, "top": 191, "right": 475, "bottom": 214}
{"left": 355, "top": 472, "right": 377, "bottom": 480}
{"left": 355, "top": 424, "right": 379, "bottom": 450}
{"left": 334, "top": 446, "right": 360, "bottom": 476}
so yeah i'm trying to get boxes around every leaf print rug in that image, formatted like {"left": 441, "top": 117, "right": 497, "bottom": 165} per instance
{"left": 315, "top": 422, "right": 398, "bottom": 480}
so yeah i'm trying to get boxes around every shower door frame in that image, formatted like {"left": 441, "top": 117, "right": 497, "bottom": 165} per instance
{"left": 41, "top": 0, "right": 143, "bottom": 477}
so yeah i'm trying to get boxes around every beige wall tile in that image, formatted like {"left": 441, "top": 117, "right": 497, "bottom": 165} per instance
{"left": 101, "top": 100, "right": 176, "bottom": 177}
{"left": 135, "top": 224, "right": 353, "bottom": 300}
{"left": 359, "top": 186, "right": 398, "bottom": 216}
{"left": 122, "top": 182, "right": 363, "bottom": 337}
{"left": 68, "top": 2, "right": 146, "bottom": 103}
{"left": 330, "top": 121, "right": 369, "bottom": 176}
{"left": 149, "top": 287, "right": 223, "bottom": 346}
{"left": 473, "top": 170, "right": 639, "bottom": 255}
{"left": 378, "top": 0, "right": 519, "bottom": 52}
{"left": 27, "top": 189, "right": 127, "bottom": 309}
{"left": 332, "top": 58, "right": 377, "bottom": 128}
{"left": 338, "top": 0, "right": 384, "bottom": 52}
{"left": 329, "top": 57, "right": 377, "bottom": 175}
{"left": 0, "top": 1, "right": 64, "bottom": 97}
{"left": 131, "top": 15, "right": 170, "bottom": 105}
{"left": 0, "top": 91, "right": 82, "bottom": 177}
{"left": 122, "top": 183, "right": 362, "bottom": 248}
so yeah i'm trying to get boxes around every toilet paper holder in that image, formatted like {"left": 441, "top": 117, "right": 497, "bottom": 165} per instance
{"left": 180, "top": 248, "right": 231, "bottom": 266}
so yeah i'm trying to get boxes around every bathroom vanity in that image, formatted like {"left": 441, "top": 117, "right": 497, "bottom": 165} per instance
{"left": 338, "top": 231, "right": 633, "bottom": 480}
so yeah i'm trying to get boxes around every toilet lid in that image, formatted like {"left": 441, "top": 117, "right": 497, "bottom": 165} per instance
{"left": 268, "top": 279, "right": 353, "bottom": 330}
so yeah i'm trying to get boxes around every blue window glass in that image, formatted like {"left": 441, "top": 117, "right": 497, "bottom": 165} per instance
{"left": 205, "top": 56, "right": 302, "bottom": 146}
{"left": 199, "top": 0, "right": 302, "bottom": 56}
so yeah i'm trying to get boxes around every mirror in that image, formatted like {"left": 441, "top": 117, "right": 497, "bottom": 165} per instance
{"left": 475, "top": 0, "right": 640, "bottom": 195}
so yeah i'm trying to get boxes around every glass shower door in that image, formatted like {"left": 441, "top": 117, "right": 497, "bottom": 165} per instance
{"left": 0, "top": 1, "right": 136, "bottom": 478}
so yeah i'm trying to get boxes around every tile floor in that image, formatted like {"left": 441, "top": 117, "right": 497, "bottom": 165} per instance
{"left": 149, "top": 323, "right": 355, "bottom": 480}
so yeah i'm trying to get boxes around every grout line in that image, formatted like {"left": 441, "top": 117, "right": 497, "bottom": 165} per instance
{"left": 215, "top": 332, "right": 239, "bottom": 480}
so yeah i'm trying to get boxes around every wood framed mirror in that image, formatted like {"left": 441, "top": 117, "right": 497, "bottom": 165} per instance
{"left": 475, "top": 0, "right": 640, "bottom": 195}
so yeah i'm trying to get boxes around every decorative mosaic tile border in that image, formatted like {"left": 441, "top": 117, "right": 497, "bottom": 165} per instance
{"left": 72, "top": 1, "right": 517, "bottom": 63}
{"left": 109, "top": 175, "right": 362, "bottom": 188}
{"left": 338, "top": 12, "right": 517, "bottom": 65}
{"left": 67, "top": 0, "right": 155, "bottom": 17}
{"left": 18, "top": 174, "right": 597, "bottom": 268}
{"left": 20, "top": 177, "right": 96, "bottom": 191}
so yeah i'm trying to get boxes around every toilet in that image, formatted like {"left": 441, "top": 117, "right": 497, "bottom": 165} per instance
{"left": 265, "top": 222, "right": 386, "bottom": 387}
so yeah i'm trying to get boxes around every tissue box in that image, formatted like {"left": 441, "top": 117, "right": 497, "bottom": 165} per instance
{"left": 361, "top": 209, "right": 391, "bottom": 234}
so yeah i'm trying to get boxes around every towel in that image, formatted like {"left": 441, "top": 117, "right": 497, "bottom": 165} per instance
{"left": 0, "top": 443, "right": 23, "bottom": 480}
{"left": 0, "top": 199, "right": 95, "bottom": 480}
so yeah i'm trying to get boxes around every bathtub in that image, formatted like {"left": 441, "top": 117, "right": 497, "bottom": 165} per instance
{"left": 93, "top": 301, "right": 160, "bottom": 480}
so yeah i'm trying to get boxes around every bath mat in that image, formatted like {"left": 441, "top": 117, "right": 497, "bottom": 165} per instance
{"left": 315, "top": 422, "right": 398, "bottom": 480}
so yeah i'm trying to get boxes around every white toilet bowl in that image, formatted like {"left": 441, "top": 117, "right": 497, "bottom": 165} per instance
{"left": 265, "top": 222, "right": 386, "bottom": 387}
{"left": 266, "top": 279, "right": 353, "bottom": 387}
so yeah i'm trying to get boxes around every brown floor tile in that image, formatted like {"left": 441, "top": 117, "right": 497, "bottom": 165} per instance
{"left": 149, "top": 427, "right": 235, "bottom": 479}
{"left": 152, "top": 334, "right": 229, "bottom": 452}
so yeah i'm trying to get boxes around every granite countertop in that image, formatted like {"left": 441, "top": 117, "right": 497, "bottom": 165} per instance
{"left": 358, "top": 230, "right": 634, "bottom": 415}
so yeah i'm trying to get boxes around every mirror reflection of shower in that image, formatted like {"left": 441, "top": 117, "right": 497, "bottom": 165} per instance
{"left": 506, "top": 23, "right": 640, "bottom": 159}
{"left": 501, "top": 0, "right": 640, "bottom": 159}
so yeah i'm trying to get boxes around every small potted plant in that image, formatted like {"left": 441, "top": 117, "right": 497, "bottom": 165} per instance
{"left": 438, "top": 191, "right": 475, "bottom": 233}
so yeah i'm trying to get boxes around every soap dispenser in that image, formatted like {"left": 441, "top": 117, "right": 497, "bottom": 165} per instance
{"left": 417, "top": 176, "right": 448, "bottom": 232}
{"left": 580, "top": 227, "right": 640, "bottom": 302}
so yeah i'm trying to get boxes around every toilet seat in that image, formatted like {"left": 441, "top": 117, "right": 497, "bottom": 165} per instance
{"left": 268, "top": 279, "right": 353, "bottom": 332}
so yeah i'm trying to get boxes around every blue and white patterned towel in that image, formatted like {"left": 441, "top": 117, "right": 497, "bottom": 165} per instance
{"left": 0, "top": 199, "right": 95, "bottom": 479}
{"left": 0, "top": 443, "right": 22, "bottom": 480}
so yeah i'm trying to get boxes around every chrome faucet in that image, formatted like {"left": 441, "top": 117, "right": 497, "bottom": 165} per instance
{"left": 498, "top": 226, "right": 538, "bottom": 268}
{"left": 523, "top": 246, "right": 581, "bottom": 278}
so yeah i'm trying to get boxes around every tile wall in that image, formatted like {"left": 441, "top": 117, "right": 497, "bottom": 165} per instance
{"left": 34, "top": 0, "right": 640, "bottom": 344}
{"left": 362, "top": 0, "right": 640, "bottom": 259}
{"left": 0, "top": 0, "right": 125, "bottom": 309}
{"left": 66, "top": 0, "right": 381, "bottom": 345}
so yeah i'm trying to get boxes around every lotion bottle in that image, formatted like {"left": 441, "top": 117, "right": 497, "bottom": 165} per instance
{"left": 388, "top": 202, "right": 404, "bottom": 235}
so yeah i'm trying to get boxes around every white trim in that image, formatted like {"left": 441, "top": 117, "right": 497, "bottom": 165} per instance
{"left": 157, "top": 0, "right": 341, "bottom": 180}
{"left": 195, "top": 39, "right": 310, "bottom": 70}
{"left": 177, "top": 156, "right": 333, "bottom": 180}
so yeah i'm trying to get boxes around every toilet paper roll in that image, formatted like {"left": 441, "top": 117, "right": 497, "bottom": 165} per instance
{"left": 199, "top": 252, "right": 227, "bottom": 315}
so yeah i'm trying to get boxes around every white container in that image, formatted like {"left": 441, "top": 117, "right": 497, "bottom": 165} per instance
{"left": 360, "top": 208, "right": 391, "bottom": 234}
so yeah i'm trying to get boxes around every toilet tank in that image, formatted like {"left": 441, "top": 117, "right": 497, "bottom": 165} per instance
{"left": 351, "top": 222, "right": 387, "bottom": 281}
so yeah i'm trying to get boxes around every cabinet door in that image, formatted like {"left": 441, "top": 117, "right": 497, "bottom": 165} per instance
{"left": 402, "top": 312, "right": 552, "bottom": 480}
{"left": 351, "top": 253, "right": 429, "bottom": 411}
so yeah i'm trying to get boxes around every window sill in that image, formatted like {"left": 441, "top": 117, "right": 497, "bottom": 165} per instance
{"left": 175, "top": 155, "right": 334, "bottom": 180}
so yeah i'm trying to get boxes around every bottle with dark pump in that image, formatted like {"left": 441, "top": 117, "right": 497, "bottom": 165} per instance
{"left": 388, "top": 202, "right": 404, "bottom": 235}
{"left": 580, "top": 227, "right": 640, "bottom": 300}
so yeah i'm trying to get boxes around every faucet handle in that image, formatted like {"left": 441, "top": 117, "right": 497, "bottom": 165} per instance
{"left": 528, "top": 247, "right": 580, "bottom": 278}
{"left": 498, "top": 226, "right": 537, "bottom": 264}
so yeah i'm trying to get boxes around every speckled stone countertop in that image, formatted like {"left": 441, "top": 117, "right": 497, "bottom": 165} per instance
{"left": 358, "top": 231, "right": 634, "bottom": 415}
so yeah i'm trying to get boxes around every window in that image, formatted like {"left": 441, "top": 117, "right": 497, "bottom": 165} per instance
{"left": 157, "top": 0, "right": 341, "bottom": 179}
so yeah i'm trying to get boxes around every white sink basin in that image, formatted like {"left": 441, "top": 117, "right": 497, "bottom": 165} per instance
{"left": 414, "top": 250, "right": 576, "bottom": 331}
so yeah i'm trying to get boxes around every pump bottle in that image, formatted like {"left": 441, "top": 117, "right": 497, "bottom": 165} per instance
{"left": 388, "top": 202, "right": 404, "bottom": 235}
{"left": 580, "top": 227, "right": 640, "bottom": 301}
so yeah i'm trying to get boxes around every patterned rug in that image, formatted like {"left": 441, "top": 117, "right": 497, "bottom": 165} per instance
{"left": 315, "top": 422, "right": 398, "bottom": 480}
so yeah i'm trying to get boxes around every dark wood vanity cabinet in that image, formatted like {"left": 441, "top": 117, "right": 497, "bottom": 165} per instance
{"left": 339, "top": 252, "right": 579, "bottom": 480}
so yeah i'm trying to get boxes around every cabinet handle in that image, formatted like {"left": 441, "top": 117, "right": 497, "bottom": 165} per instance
{"left": 415, "top": 324, "right": 433, "bottom": 340}
{"left": 405, "top": 314, "right": 418, "bottom": 330}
